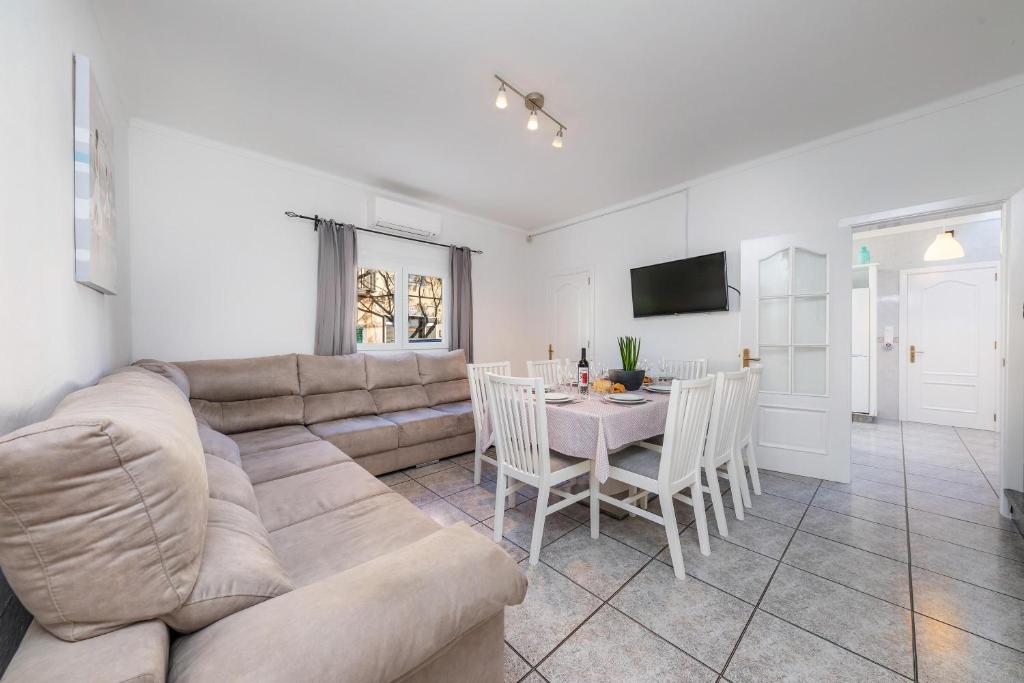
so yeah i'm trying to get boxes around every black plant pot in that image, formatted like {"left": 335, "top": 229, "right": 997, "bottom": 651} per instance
{"left": 608, "top": 369, "right": 646, "bottom": 391}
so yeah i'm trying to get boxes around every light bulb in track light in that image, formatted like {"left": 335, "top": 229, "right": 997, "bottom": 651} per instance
{"left": 527, "top": 111, "right": 539, "bottom": 131}
{"left": 495, "top": 83, "right": 508, "bottom": 109}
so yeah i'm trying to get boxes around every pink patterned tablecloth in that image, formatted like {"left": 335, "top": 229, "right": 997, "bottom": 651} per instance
{"left": 545, "top": 392, "right": 670, "bottom": 482}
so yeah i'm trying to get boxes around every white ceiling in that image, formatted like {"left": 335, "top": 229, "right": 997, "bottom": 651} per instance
{"left": 93, "top": 0, "right": 1024, "bottom": 229}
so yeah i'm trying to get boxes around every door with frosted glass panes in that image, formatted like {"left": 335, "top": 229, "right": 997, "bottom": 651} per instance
{"left": 740, "top": 232, "right": 851, "bottom": 482}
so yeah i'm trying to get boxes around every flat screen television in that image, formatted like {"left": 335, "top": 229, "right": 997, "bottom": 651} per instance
{"left": 630, "top": 251, "right": 729, "bottom": 317}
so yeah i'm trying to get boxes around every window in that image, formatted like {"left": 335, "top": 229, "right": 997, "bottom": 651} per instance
{"left": 357, "top": 266, "right": 446, "bottom": 349}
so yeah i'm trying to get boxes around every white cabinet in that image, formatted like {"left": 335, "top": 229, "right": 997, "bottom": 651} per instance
{"left": 851, "top": 264, "right": 877, "bottom": 417}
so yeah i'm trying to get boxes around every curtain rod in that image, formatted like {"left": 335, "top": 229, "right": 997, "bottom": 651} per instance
{"left": 284, "top": 211, "right": 483, "bottom": 254}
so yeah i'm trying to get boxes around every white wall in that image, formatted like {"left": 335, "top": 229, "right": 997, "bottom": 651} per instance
{"left": 0, "top": 0, "right": 131, "bottom": 434}
{"left": 530, "top": 82, "right": 1024, "bottom": 376}
{"left": 129, "top": 123, "right": 532, "bottom": 371}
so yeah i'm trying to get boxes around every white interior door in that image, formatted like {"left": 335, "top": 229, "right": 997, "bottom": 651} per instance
{"left": 740, "top": 231, "right": 851, "bottom": 482}
{"left": 901, "top": 263, "right": 998, "bottom": 430}
{"left": 546, "top": 271, "right": 593, "bottom": 363}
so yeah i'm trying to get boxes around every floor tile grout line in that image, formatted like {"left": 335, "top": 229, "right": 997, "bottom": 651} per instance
{"left": 898, "top": 421, "right": 919, "bottom": 682}
{"left": 908, "top": 608, "right": 1024, "bottom": 657}
{"left": 908, "top": 564, "right": 1024, "bottom": 604}
{"left": 952, "top": 426, "right": 1002, "bottom": 497}
{"left": 716, "top": 478, "right": 823, "bottom": 680}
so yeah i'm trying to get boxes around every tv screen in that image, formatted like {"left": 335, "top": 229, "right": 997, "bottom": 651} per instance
{"left": 630, "top": 252, "right": 729, "bottom": 317}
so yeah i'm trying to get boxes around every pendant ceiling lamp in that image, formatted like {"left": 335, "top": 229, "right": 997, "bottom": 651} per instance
{"left": 923, "top": 230, "right": 965, "bottom": 261}
{"left": 493, "top": 75, "right": 568, "bottom": 149}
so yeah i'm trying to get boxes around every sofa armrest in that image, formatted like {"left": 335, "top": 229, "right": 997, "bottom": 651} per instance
{"left": 168, "top": 524, "right": 527, "bottom": 683}
{"left": 2, "top": 620, "right": 168, "bottom": 683}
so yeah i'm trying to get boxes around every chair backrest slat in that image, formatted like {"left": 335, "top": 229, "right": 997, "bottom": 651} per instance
{"left": 485, "top": 373, "right": 551, "bottom": 478}
{"left": 527, "top": 359, "right": 568, "bottom": 386}
{"left": 658, "top": 376, "right": 716, "bottom": 486}
{"left": 467, "top": 361, "right": 511, "bottom": 452}
{"left": 735, "top": 366, "right": 762, "bottom": 447}
{"left": 705, "top": 370, "right": 749, "bottom": 466}
{"left": 662, "top": 358, "right": 708, "bottom": 380}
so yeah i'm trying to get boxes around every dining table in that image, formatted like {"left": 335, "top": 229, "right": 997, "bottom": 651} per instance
{"left": 544, "top": 389, "right": 671, "bottom": 483}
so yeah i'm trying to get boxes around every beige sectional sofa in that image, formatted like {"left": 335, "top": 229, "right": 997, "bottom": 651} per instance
{"left": 0, "top": 350, "right": 526, "bottom": 682}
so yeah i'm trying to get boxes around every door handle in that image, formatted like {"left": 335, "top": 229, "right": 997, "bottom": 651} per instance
{"left": 547, "top": 343, "right": 554, "bottom": 360}
{"left": 909, "top": 345, "right": 924, "bottom": 363}
{"left": 742, "top": 348, "right": 761, "bottom": 369}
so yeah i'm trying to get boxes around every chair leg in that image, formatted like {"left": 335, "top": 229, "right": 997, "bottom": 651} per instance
{"left": 506, "top": 476, "right": 517, "bottom": 508}
{"left": 473, "top": 449, "right": 482, "bottom": 485}
{"left": 705, "top": 463, "right": 729, "bottom": 537}
{"left": 726, "top": 458, "right": 745, "bottom": 520}
{"left": 589, "top": 467, "right": 600, "bottom": 539}
{"left": 628, "top": 486, "right": 637, "bottom": 517}
{"left": 492, "top": 471, "right": 507, "bottom": 543}
{"left": 736, "top": 452, "right": 752, "bottom": 509}
{"left": 529, "top": 486, "right": 549, "bottom": 565}
{"left": 659, "top": 490, "right": 685, "bottom": 579}
{"left": 745, "top": 441, "right": 762, "bottom": 496}
{"left": 691, "top": 483, "right": 711, "bottom": 556}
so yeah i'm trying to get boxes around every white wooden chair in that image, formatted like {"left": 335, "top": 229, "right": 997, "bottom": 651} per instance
{"left": 526, "top": 359, "right": 568, "bottom": 386}
{"left": 662, "top": 358, "right": 708, "bottom": 379}
{"left": 466, "top": 362, "right": 517, "bottom": 511}
{"left": 734, "top": 366, "right": 763, "bottom": 499}
{"left": 703, "top": 370, "right": 752, "bottom": 536}
{"left": 596, "top": 376, "right": 716, "bottom": 579}
{"left": 486, "top": 373, "right": 597, "bottom": 565}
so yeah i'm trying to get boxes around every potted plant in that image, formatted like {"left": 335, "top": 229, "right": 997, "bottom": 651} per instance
{"left": 609, "top": 336, "right": 646, "bottom": 390}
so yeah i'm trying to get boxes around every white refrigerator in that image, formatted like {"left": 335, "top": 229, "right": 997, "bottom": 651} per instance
{"left": 851, "top": 287, "right": 871, "bottom": 414}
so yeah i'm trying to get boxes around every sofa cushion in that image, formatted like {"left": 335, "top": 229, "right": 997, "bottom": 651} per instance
{"left": 431, "top": 400, "right": 475, "bottom": 435}
{"left": 303, "top": 389, "right": 376, "bottom": 424}
{"left": 365, "top": 352, "right": 421, "bottom": 389}
{"left": 370, "top": 385, "right": 431, "bottom": 413}
{"left": 190, "top": 395, "right": 304, "bottom": 435}
{"left": 177, "top": 354, "right": 300, "bottom": 402}
{"left": 133, "top": 358, "right": 190, "bottom": 397}
{"left": 229, "top": 425, "right": 320, "bottom": 456}
{"left": 206, "top": 454, "right": 259, "bottom": 516}
{"left": 163, "top": 500, "right": 292, "bottom": 634}
{"left": 0, "top": 367, "right": 207, "bottom": 641}
{"left": 417, "top": 350, "right": 467, "bottom": 384}
{"left": 269, "top": 492, "right": 441, "bottom": 586}
{"left": 425, "top": 379, "right": 471, "bottom": 406}
{"left": 297, "top": 353, "right": 367, "bottom": 394}
{"left": 254, "top": 461, "right": 391, "bottom": 532}
{"left": 380, "top": 408, "right": 459, "bottom": 447}
{"left": 241, "top": 440, "right": 352, "bottom": 485}
{"left": 309, "top": 415, "right": 400, "bottom": 457}
{"left": 197, "top": 422, "right": 242, "bottom": 466}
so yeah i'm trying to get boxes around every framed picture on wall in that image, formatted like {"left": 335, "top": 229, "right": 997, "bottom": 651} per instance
{"left": 73, "top": 53, "right": 117, "bottom": 294}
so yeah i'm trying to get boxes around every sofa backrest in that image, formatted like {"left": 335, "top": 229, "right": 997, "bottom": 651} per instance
{"left": 177, "top": 355, "right": 304, "bottom": 434}
{"left": 0, "top": 367, "right": 208, "bottom": 642}
{"left": 364, "top": 352, "right": 431, "bottom": 413}
{"left": 417, "top": 350, "right": 470, "bottom": 406}
{"left": 297, "top": 354, "right": 377, "bottom": 424}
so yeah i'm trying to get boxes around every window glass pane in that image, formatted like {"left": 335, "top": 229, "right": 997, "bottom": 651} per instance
{"left": 758, "top": 298, "right": 789, "bottom": 345}
{"left": 356, "top": 268, "right": 396, "bottom": 344}
{"left": 793, "top": 347, "right": 828, "bottom": 395}
{"left": 407, "top": 273, "right": 443, "bottom": 343}
{"left": 793, "top": 248, "right": 827, "bottom": 295}
{"left": 759, "top": 346, "right": 790, "bottom": 393}
{"left": 793, "top": 296, "right": 827, "bottom": 345}
{"left": 759, "top": 249, "right": 790, "bottom": 297}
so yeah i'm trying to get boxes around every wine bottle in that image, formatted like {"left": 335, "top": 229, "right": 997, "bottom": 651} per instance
{"left": 577, "top": 348, "right": 589, "bottom": 395}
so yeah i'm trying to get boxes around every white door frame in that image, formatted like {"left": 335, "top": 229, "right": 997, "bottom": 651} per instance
{"left": 897, "top": 261, "right": 1000, "bottom": 429}
{"left": 544, "top": 269, "right": 595, "bottom": 361}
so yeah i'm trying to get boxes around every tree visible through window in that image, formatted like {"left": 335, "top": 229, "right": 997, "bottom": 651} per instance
{"left": 407, "top": 274, "right": 443, "bottom": 342}
{"left": 357, "top": 267, "right": 395, "bottom": 344}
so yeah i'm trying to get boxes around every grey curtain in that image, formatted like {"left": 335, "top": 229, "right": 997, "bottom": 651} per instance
{"left": 450, "top": 246, "right": 473, "bottom": 362}
{"left": 314, "top": 219, "right": 358, "bottom": 355}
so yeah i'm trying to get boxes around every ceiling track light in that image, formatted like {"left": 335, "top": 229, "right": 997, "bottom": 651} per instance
{"left": 493, "top": 74, "right": 568, "bottom": 149}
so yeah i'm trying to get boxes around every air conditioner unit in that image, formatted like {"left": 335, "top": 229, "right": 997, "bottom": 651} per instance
{"left": 372, "top": 197, "right": 443, "bottom": 239}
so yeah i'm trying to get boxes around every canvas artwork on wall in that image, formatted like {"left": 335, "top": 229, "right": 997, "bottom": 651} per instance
{"left": 74, "top": 53, "right": 117, "bottom": 294}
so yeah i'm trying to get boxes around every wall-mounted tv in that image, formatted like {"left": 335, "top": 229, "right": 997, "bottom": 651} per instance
{"left": 630, "top": 251, "right": 730, "bottom": 317}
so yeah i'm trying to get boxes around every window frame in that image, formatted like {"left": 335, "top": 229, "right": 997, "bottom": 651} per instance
{"left": 356, "top": 260, "right": 450, "bottom": 352}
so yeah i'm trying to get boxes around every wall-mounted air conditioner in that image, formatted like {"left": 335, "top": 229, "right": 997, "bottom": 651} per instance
{"left": 371, "top": 197, "right": 443, "bottom": 239}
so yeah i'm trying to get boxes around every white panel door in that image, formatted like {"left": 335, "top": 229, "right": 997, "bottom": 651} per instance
{"left": 546, "top": 271, "right": 593, "bottom": 363}
{"left": 902, "top": 263, "right": 998, "bottom": 430}
{"left": 741, "top": 231, "right": 851, "bottom": 482}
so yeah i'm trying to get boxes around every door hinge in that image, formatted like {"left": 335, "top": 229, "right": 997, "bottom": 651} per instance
{"left": 1003, "top": 358, "right": 1007, "bottom": 367}
{"left": 994, "top": 413, "right": 997, "bottom": 422}
{"left": 994, "top": 340, "right": 998, "bottom": 350}
{"left": 994, "top": 272, "right": 998, "bottom": 281}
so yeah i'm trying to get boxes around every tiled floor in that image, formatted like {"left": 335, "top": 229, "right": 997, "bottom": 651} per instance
{"left": 384, "top": 421, "right": 1024, "bottom": 682}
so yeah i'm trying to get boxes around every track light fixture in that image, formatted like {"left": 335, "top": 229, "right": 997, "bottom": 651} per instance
{"left": 493, "top": 75, "right": 568, "bottom": 149}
